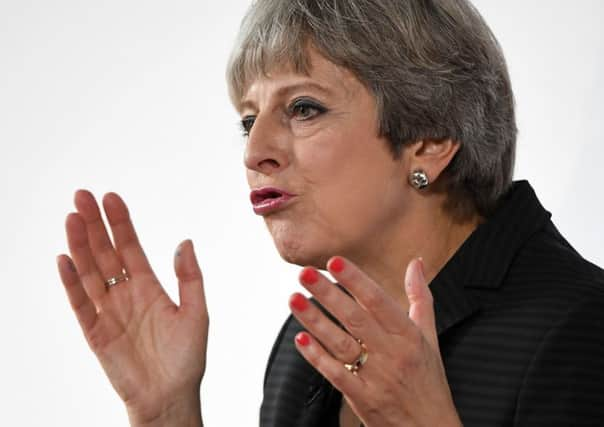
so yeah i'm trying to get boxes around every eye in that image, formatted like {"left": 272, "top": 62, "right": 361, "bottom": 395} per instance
{"left": 289, "top": 98, "right": 327, "bottom": 121}
{"left": 240, "top": 116, "right": 256, "bottom": 137}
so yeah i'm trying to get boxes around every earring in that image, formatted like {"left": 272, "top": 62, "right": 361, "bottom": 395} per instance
{"left": 410, "top": 170, "right": 429, "bottom": 190}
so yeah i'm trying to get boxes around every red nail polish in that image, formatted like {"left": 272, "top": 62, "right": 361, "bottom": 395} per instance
{"left": 300, "top": 268, "right": 319, "bottom": 285}
{"left": 295, "top": 332, "right": 311, "bottom": 346}
{"left": 289, "top": 293, "right": 309, "bottom": 312}
{"left": 328, "top": 256, "right": 345, "bottom": 273}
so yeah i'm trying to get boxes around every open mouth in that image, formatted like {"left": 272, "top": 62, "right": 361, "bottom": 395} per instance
{"left": 250, "top": 187, "right": 296, "bottom": 215}
{"left": 251, "top": 189, "right": 285, "bottom": 205}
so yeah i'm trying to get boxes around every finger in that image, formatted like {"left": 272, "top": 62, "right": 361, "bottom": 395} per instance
{"left": 102, "top": 193, "right": 156, "bottom": 278}
{"left": 294, "top": 331, "right": 365, "bottom": 402}
{"left": 66, "top": 212, "right": 107, "bottom": 302}
{"left": 57, "top": 254, "right": 99, "bottom": 332}
{"left": 174, "top": 240, "right": 207, "bottom": 315}
{"left": 74, "top": 190, "right": 126, "bottom": 281}
{"left": 325, "top": 256, "right": 409, "bottom": 333}
{"left": 298, "top": 267, "right": 382, "bottom": 347}
{"left": 405, "top": 258, "right": 438, "bottom": 350}
{"left": 289, "top": 292, "right": 361, "bottom": 365}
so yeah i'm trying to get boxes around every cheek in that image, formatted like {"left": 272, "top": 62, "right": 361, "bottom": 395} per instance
{"left": 314, "top": 185, "right": 384, "bottom": 236}
{"left": 306, "top": 155, "right": 407, "bottom": 244}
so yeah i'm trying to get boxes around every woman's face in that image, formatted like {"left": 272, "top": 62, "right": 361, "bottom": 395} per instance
{"left": 240, "top": 48, "right": 413, "bottom": 268}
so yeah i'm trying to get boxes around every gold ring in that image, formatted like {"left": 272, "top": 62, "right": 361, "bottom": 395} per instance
{"left": 344, "top": 339, "right": 368, "bottom": 375}
{"left": 104, "top": 273, "right": 128, "bottom": 288}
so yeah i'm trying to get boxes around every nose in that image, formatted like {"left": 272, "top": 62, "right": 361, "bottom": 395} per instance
{"left": 243, "top": 113, "right": 289, "bottom": 176}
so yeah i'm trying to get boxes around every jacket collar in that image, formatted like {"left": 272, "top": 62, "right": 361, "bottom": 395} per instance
{"left": 430, "top": 181, "right": 552, "bottom": 335}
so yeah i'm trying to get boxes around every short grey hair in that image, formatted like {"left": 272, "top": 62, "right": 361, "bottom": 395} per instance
{"left": 226, "top": 0, "right": 516, "bottom": 217}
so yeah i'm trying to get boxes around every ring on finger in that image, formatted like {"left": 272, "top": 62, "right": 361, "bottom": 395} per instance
{"left": 344, "top": 338, "right": 368, "bottom": 375}
{"left": 104, "top": 270, "right": 129, "bottom": 288}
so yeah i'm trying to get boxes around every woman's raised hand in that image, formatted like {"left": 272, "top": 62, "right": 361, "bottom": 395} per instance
{"left": 57, "top": 190, "right": 207, "bottom": 427}
{"left": 289, "top": 257, "right": 462, "bottom": 427}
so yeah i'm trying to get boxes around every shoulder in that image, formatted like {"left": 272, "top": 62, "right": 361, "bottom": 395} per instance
{"left": 444, "top": 219, "right": 604, "bottom": 425}
{"left": 513, "top": 293, "right": 604, "bottom": 425}
{"left": 495, "top": 219, "right": 604, "bottom": 315}
{"left": 493, "top": 220, "right": 604, "bottom": 423}
{"left": 520, "top": 220, "right": 604, "bottom": 284}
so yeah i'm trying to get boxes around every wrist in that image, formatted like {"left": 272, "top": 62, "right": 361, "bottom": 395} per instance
{"left": 127, "top": 392, "right": 202, "bottom": 427}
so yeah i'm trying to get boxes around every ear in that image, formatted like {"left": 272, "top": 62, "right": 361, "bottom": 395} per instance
{"left": 408, "top": 139, "right": 460, "bottom": 184}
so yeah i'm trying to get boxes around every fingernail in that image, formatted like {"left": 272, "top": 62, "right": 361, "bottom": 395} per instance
{"left": 405, "top": 259, "right": 421, "bottom": 291}
{"left": 176, "top": 240, "right": 189, "bottom": 257}
{"left": 289, "top": 293, "right": 309, "bottom": 312}
{"left": 67, "top": 258, "right": 76, "bottom": 273}
{"left": 300, "top": 267, "right": 319, "bottom": 285}
{"left": 328, "top": 256, "right": 345, "bottom": 273}
{"left": 295, "top": 332, "right": 311, "bottom": 347}
{"left": 415, "top": 258, "right": 425, "bottom": 283}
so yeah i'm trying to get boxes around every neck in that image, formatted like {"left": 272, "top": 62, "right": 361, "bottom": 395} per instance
{"left": 348, "top": 199, "right": 481, "bottom": 311}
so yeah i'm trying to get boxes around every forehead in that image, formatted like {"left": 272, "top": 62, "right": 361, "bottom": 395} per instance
{"left": 240, "top": 48, "right": 361, "bottom": 110}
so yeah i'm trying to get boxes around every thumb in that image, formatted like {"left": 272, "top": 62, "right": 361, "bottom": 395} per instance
{"left": 405, "top": 258, "right": 438, "bottom": 350}
{"left": 174, "top": 239, "right": 207, "bottom": 315}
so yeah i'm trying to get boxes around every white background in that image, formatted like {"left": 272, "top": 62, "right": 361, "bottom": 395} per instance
{"left": 1, "top": 1, "right": 602, "bottom": 425}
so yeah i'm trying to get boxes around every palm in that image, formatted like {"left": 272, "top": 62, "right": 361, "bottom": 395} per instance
{"left": 93, "top": 286, "right": 205, "bottom": 403}
{"left": 57, "top": 191, "right": 208, "bottom": 417}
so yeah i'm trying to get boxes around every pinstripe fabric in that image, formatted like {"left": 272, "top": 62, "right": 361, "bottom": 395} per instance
{"left": 259, "top": 181, "right": 604, "bottom": 426}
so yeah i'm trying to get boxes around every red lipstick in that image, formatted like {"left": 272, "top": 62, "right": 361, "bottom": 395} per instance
{"left": 250, "top": 187, "right": 296, "bottom": 215}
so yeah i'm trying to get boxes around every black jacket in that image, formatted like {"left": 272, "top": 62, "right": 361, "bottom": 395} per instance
{"left": 260, "top": 181, "right": 604, "bottom": 426}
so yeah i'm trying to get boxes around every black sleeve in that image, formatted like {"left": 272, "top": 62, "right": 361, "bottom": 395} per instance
{"left": 514, "top": 295, "right": 604, "bottom": 426}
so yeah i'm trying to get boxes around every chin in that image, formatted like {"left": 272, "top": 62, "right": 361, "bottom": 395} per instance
{"left": 268, "top": 223, "right": 331, "bottom": 269}
{"left": 274, "top": 238, "right": 331, "bottom": 269}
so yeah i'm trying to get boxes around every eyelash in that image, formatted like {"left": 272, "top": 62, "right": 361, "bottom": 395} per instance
{"left": 240, "top": 117, "right": 255, "bottom": 137}
{"left": 239, "top": 98, "right": 327, "bottom": 137}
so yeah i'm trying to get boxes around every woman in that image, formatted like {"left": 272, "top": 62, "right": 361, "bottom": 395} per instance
{"left": 57, "top": 1, "right": 604, "bottom": 426}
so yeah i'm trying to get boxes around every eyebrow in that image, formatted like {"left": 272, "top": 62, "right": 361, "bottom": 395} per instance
{"left": 239, "top": 81, "right": 335, "bottom": 112}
